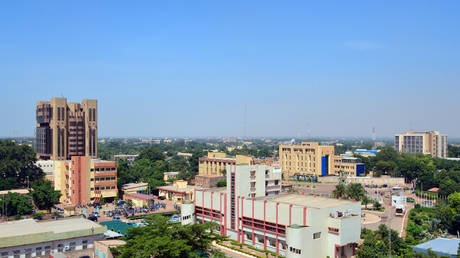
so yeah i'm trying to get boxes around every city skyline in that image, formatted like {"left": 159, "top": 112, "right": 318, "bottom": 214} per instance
{"left": 1, "top": 1, "right": 460, "bottom": 138}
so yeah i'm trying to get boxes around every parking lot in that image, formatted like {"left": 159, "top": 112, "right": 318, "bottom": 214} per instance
{"left": 55, "top": 198, "right": 177, "bottom": 223}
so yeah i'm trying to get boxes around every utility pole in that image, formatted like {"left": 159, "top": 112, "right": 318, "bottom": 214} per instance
{"left": 388, "top": 197, "right": 392, "bottom": 258}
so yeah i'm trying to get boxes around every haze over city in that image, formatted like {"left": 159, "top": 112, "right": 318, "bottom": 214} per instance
{"left": 1, "top": 1, "right": 460, "bottom": 138}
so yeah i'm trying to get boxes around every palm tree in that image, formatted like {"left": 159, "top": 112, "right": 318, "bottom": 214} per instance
{"left": 332, "top": 184, "right": 346, "bottom": 199}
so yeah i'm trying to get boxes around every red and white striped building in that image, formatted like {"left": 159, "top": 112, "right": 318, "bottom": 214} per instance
{"left": 181, "top": 164, "right": 361, "bottom": 258}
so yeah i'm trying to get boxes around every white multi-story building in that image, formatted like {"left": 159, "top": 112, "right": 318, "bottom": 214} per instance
{"left": 394, "top": 131, "right": 448, "bottom": 158}
{"left": 182, "top": 164, "right": 361, "bottom": 258}
{"left": 36, "top": 160, "right": 55, "bottom": 181}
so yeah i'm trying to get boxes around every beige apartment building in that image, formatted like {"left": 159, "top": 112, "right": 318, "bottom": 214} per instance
{"left": 53, "top": 156, "right": 117, "bottom": 205}
{"left": 394, "top": 131, "right": 448, "bottom": 158}
{"left": 279, "top": 142, "right": 365, "bottom": 178}
{"left": 279, "top": 142, "right": 335, "bottom": 178}
{"left": 36, "top": 97, "right": 97, "bottom": 160}
{"left": 198, "top": 152, "right": 255, "bottom": 176}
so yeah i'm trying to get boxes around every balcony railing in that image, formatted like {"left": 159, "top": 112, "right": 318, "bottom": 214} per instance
{"left": 94, "top": 180, "right": 117, "bottom": 187}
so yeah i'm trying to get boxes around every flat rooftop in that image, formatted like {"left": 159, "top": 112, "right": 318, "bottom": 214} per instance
{"left": 196, "top": 174, "right": 226, "bottom": 178}
{"left": 0, "top": 218, "right": 106, "bottom": 248}
{"left": 157, "top": 184, "right": 196, "bottom": 192}
{"left": 257, "top": 193, "right": 355, "bottom": 209}
{"left": 122, "top": 182, "right": 148, "bottom": 189}
{"left": 197, "top": 187, "right": 227, "bottom": 193}
{"left": 201, "top": 157, "right": 236, "bottom": 161}
{"left": 96, "top": 239, "right": 126, "bottom": 247}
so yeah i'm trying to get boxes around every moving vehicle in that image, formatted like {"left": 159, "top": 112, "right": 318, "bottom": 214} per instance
{"left": 395, "top": 205, "right": 405, "bottom": 216}
{"left": 406, "top": 197, "right": 415, "bottom": 202}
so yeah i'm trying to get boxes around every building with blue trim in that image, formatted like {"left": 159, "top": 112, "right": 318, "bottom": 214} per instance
{"left": 279, "top": 142, "right": 365, "bottom": 179}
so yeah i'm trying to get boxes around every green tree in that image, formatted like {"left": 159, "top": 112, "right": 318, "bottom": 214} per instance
{"left": 332, "top": 184, "right": 346, "bottom": 199}
{"left": 345, "top": 183, "right": 366, "bottom": 201}
{"left": 137, "top": 147, "right": 166, "bottom": 163}
{"left": 30, "top": 180, "right": 61, "bottom": 211}
{"left": 0, "top": 192, "right": 33, "bottom": 216}
{"left": 116, "top": 214, "right": 224, "bottom": 258}
{"left": 0, "top": 140, "right": 44, "bottom": 190}
{"left": 362, "top": 195, "right": 370, "bottom": 209}
{"left": 357, "top": 225, "right": 410, "bottom": 257}
{"left": 100, "top": 195, "right": 105, "bottom": 205}
{"left": 373, "top": 201, "right": 382, "bottom": 211}
{"left": 216, "top": 181, "right": 226, "bottom": 187}
{"left": 117, "top": 159, "right": 135, "bottom": 190}
{"left": 374, "top": 160, "right": 397, "bottom": 177}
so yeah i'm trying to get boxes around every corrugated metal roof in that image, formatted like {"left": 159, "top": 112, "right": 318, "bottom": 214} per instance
{"left": 412, "top": 238, "right": 460, "bottom": 257}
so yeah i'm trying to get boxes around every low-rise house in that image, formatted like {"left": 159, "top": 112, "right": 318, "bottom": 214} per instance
{"left": 123, "top": 193, "right": 155, "bottom": 207}
{"left": 163, "top": 171, "right": 180, "bottom": 181}
{"left": 122, "top": 182, "right": 148, "bottom": 195}
{"left": 157, "top": 180, "right": 195, "bottom": 204}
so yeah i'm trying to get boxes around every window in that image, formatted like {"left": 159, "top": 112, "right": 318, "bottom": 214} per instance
{"left": 57, "top": 244, "right": 64, "bottom": 252}
{"left": 257, "top": 237, "right": 264, "bottom": 244}
{"left": 13, "top": 250, "right": 20, "bottom": 258}
{"left": 328, "top": 227, "right": 339, "bottom": 234}
{"left": 313, "top": 232, "right": 321, "bottom": 239}
{"left": 25, "top": 248, "right": 32, "bottom": 258}
{"left": 82, "top": 240, "right": 88, "bottom": 249}
{"left": 45, "top": 246, "right": 51, "bottom": 255}
{"left": 1, "top": 252, "right": 8, "bottom": 258}
{"left": 36, "top": 247, "right": 42, "bottom": 256}
{"left": 69, "top": 241, "right": 76, "bottom": 251}
{"left": 289, "top": 247, "right": 301, "bottom": 254}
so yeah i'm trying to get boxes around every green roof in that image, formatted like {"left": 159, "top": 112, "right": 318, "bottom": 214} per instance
{"left": 100, "top": 221, "right": 136, "bottom": 236}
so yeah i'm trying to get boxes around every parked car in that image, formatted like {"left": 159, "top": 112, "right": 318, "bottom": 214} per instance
{"left": 406, "top": 197, "right": 415, "bottom": 202}
{"left": 421, "top": 201, "right": 433, "bottom": 207}
{"left": 88, "top": 216, "right": 98, "bottom": 222}
{"left": 168, "top": 215, "right": 180, "bottom": 223}
{"left": 92, "top": 211, "right": 100, "bottom": 217}
{"left": 158, "top": 196, "right": 166, "bottom": 200}
{"left": 113, "top": 216, "right": 121, "bottom": 221}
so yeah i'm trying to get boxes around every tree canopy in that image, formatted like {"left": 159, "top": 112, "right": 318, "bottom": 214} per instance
{"left": 116, "top": 214, "right": 224, "bottom": 258}
{"left": 30, "top": 180, "right": 61, "bottom": 211}
{"left": 0, "top": 140, "right": 44, "bottom": 190}
{"left": 355, "top": 147, "right": 460, "bottom": 197}
{"left": 0, "top": 192, "right": 34, "bottom": 216}
{"left": 358, "top": 225, "right": 411, "bottom": 257}
{"left": 332, "top": 183, "right": 366, "bottom": 201}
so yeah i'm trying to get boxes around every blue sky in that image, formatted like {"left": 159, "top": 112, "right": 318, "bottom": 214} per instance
{"left": 1, "top": 1, "right": 459, "bottom": 138}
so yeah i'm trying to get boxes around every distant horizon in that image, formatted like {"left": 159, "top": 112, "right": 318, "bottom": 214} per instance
{"left": 3, "top": 135, "right": 460, "bottom": 143}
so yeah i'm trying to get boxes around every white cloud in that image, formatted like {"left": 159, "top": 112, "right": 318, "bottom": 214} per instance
{"left": 344, "top": 40, "right": 384, "bottom": 50}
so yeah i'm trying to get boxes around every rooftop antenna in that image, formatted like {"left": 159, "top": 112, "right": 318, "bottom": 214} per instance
{"left": 243, "top": 104, "right": 247, "bottom": 139}
{"left": 372, "top": 127, "right": 376, "bottom": 150}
